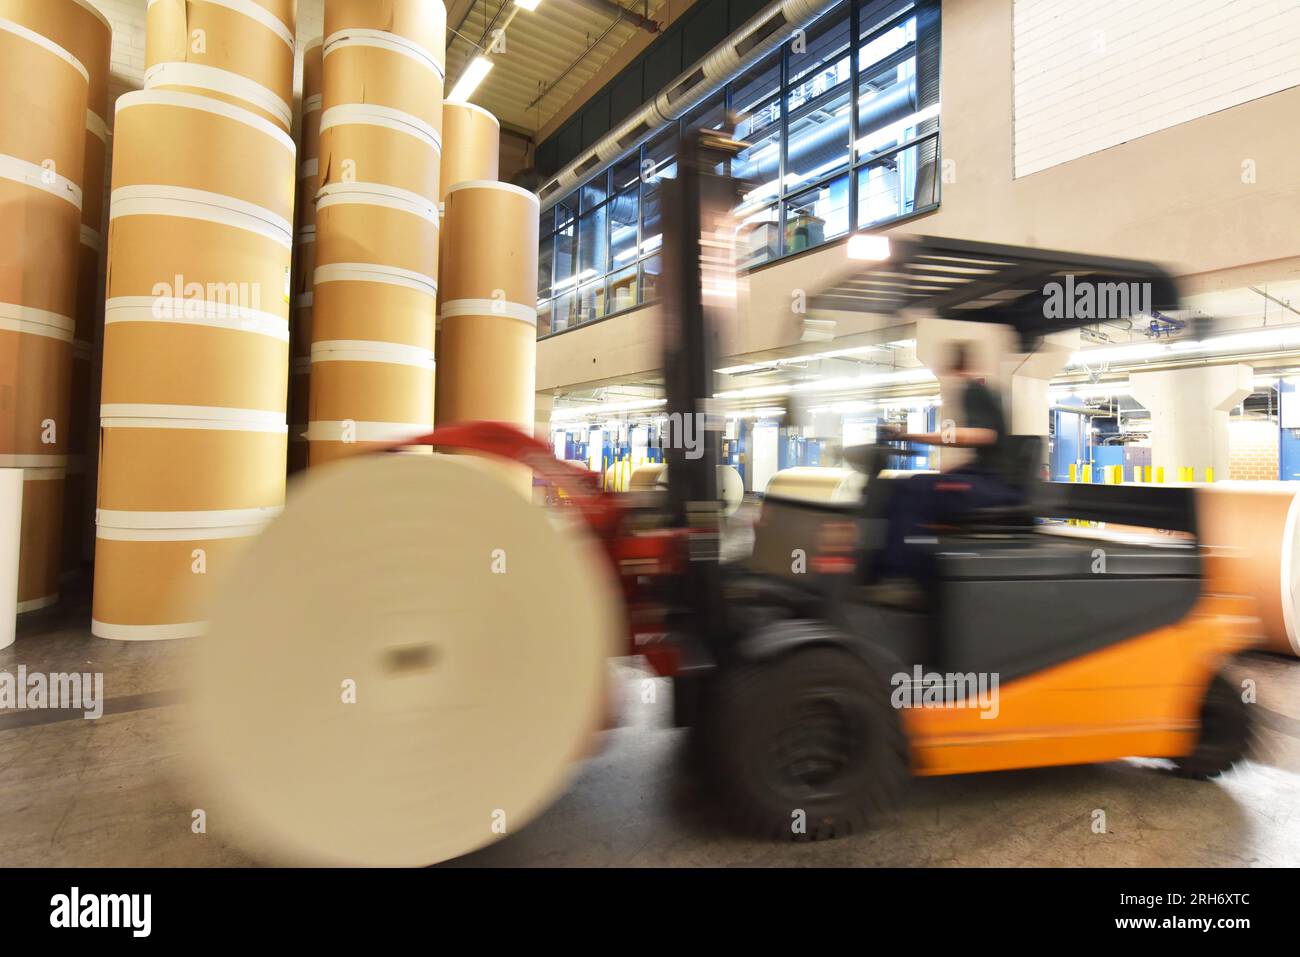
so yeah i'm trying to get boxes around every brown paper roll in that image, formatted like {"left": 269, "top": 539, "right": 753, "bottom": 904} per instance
{"left": 112, "top": 90, "right": 297, "bottom": 224}
{"left": 325, "top": 0, "right": 446, "bottom": 73}
{"left": 311, "top": 275, "right": 435, "bottom": 350}
{"left": 98, "top": 420, "right": 287, "bottom": 513}
{"left": 309, "top": 349, "right": 435, "bottom": 426}
{"left": 81, "top": 121, "right": 107, "bottom": 228}
{"left": 72, "top": 233, "right": 100, "bottom": 342}
{"left": 91, "top": 526, "right": 265, "bottom": 639}
{"left": 16, "top": 466, "right": 63, "bottom": 611}
{"left": 314, "top": 185, "right": 440, "bottom": 281}
{"left": 0, "top": 174, "right": 82, "bottom": 319}
{"left": 434, "top": 310, "right": 534, "bottom": 429}
{"left": 0, "top": 324, "right": 73, "bottom": 460}
{"left": 60, "top": 462, "right": 86, "bottom": 576}
{"left": 1196, "top": 482, "right": 1300, "bottom": 657}
{"left": 101, "top": 308, "right": 289, "bottom": 414}
{"left": 0, "top": 16, "right": 89, "bottom": 178}
{"left": 439, "top": 182, "right": 539, "bottom": 304}
{"left": 67, "top": 350, "right": 91, "bottom": 456}
{"left": 302, "top": 36, "right": 324, "bottom": 109}
{"left": 0, "top": 0, "right": 112, "bottom": 115}
{"left": 321, "top": 37, "right": 443, "bottom": 134}
{"left": 440, "top": 102, "right": 498, "bottom": 200}
{"left": 105, "top": 202, "right": 292, "bottom": 318}
{"left": 317, "top": 109, "right": 441, "bottom": 202}
{"left": 145, "top": 0, "right": 296, "bottom": 132}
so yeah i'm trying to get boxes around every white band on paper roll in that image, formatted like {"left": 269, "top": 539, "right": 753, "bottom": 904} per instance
{"left": 86, "top": 109, "right": 109, "bottom": 142}
{"left": 144, "top": 61, "right": 292, "bottom": 129}
{"left": 92, "top": 619, "right": 208, "bottom": 641}
{"left": 100, "top": 404, "right": 287, "bottom": 432}
{"left": 106, "top": 297, "right": 290, "bottom": 341}
{"left": 314, "top": 262, "right": 437, "bottom": 297}
{"left": 299, "top": 157, "right": 319, "bottom": 180}
{"left": 445, "top": 179, "right": 541, "bottom": 206}
{"left": 0, "top": 153, "right": 83, "bottom": 209}
{"left": 17, "top": 595, "right": 57, "bottom": 614}
{"left": 311, "top": 340, "right": 435, "bottom": 368}
{"left": 295, "top": 291, "right": 313, "bottom": 308}
{"left": 110, "top": 185, "right": 292, "bottom": 248}
{"left": 97, "top": 506, "right": 282, "bottom": 531}
{"left": 0, "top": 302, "right": 76, "bottom": 337}
{"left": 117, "top": 88, "right": 296, "bottom": 156}
{"left": 73, "top": 0, "right": 112, "bottom": 29}
{"left": 322, "top": 28, "right": 443, "bottom": 79}
{"left": 316, "top": 182, "right": 439, "bottom": 224}
{"left": 320, "top": 104, "right": 441, "bottom": 151}
{"left": 0, "top": 17, "right": 89, "bottom": 82}
{"left": 303, "top": 94, "right": 322, "bottom": 114}
{"left": 145, "top": 0, "right": 294, "bottom": 48}
{"left": 0, "top": 469, "right": 20, "bottom": 649}
{"left": 438, "top": 299, "right": 538, "bottom": 326}
{"left": 446, "top": 101, "right": 500, "bottom": 127}
{"left": 0, "top": 455, "right": 69, "bottom": 468}
{"left": 305, "top": 420, "right": 431, "bottom": 442}
{"left": 79, "top": 224, "right": 102, "bottom": 249}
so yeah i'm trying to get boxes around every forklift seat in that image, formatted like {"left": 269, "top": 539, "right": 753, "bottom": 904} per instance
{"left": 948, "top": 434, "right": 1042, "bottom": 530}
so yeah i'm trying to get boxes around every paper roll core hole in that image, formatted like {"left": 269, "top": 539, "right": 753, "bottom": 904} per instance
{"left": 382, "top": 642, "right": 438, "bottom": 674}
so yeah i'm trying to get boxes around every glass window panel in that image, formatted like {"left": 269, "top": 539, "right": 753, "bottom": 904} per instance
{"left": 575, "top": 278, "right": 605, "bottom": 324}
{"left": 731, "top": 52, "right": 780, "bottom": 115}
{"left": 640, "top": 255, "right": 663, "bottom": 303}
{"left": 732, "top": 106, "right": 781, "bottom": 212}
{"left": 608, "top": 187, "right": 640, "bottom": 270}
{"left": 856, "top": 137, "right": 937, "bottom": 228}
{"left": 736, "top": 96, "right": 780, "bottom": 142}
{"left": 580, "top": 173, "right": 608, "bottom": 211}
{"left": 539, "top": 204, "right": 554, "bottom": 236}
{"left": 537, "top": 235, "right": 554, "bottom": 301}
{"left": 682, "top": 91, "right": 726, "bottom": 131}
{"left": 736, "top": 204, "right": 779, "bottom": 270}
{"left": 553, "top": 206, "right": 577, "bottom": 291}
{"left": 783, "top": 174, "right": 849, "bottom": 254}
{"left": 643, "top": 127, "right": 679, "bottom": 188}
{"left": 787, "top": 2, "right": 851, "bottom": 111}
{"left": 785, "top": 88, "right": 851, "bottom": 193}
{"left": 536, "top": 298, "right": 554, "bottom": 337}
{"left": 578, "top": 204, "right": 608, "bottom": 280}
{"left": 860, "top": 0, "right": 915, "bottom": 42}
{"left": 552, "top": 290, "right": 576, "bottom": 333}
{"left": 612, "top": 154, "right": 641, "bottom": 193}
{"left": 608, "top": 265, "right": 638, "bottom": 314}
{"left": 857, "top": 47, "right": 926, "bottom": 161}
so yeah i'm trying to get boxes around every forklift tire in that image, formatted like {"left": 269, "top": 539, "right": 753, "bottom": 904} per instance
{"left": 706, "top": 645, "right": 908, "bottom": 840}
{"left": 1173, "top": 674, "right": 1253, "bottom": 780}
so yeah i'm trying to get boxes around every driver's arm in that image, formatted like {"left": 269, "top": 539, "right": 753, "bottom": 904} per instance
{"left": 893, "top": 427, "right": 998, "bottom": 448}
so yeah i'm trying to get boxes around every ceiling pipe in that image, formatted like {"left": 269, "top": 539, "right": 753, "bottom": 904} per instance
{"left": 536, "top": 0, "right": 845, "bottom": 211}
{"left": 573, "top": 0, "right": 661, "bottom": 33}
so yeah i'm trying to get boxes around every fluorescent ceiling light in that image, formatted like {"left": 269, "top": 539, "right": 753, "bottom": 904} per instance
{"left": 847, "top": 233, "right": 891, "bottom": 261}
{"left": 448, "top": 55, "right": 493, "bottom": 103}
{"left": 514, "top": 0, "right": 542, "bottom": 9}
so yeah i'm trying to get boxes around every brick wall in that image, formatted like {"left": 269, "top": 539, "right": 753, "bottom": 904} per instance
{"left": 1228, "top": 418, "right": 1280, "bottom": 481}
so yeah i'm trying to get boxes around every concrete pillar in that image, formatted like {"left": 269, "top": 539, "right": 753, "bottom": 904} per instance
{"left": 534, "top": 391, "right": 555, "bottom": 446}
{"left": 1129, "top": 364, "right": 1253, "bottom": 480}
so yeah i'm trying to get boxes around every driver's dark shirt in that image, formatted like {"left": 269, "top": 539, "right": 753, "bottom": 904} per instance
{"left": 960, "top": 379, "right": 1008, "bottom": 478}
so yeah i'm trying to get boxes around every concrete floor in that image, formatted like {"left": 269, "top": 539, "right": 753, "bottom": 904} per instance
{"left": 3, "top": 578, "right": 1300, "bottom": 867}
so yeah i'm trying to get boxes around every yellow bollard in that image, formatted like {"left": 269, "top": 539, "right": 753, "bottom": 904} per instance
{"left": 1068, "top": 463, "right": 1077, "bottom": 483}
{"left": 1155, "top": 466, "right": 1164, "bottom": 483}
{"left": 1206, "top": 467, "right": 1214, "bottom": 483}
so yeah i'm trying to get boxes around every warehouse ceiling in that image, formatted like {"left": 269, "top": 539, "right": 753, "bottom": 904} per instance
{"left": 445, "top": 0, "right": 674, "bottom": 135}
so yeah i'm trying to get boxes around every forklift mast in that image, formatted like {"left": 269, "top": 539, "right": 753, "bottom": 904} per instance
{"left": 658, "top": 125, "right": 747, "bottom": 657}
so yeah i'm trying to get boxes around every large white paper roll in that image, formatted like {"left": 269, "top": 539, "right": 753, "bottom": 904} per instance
{"left": 0, "top": 468, "right": 22, "bottom": 648}
{"left": 185, "top": 452, "right": 621, "bottom": 865}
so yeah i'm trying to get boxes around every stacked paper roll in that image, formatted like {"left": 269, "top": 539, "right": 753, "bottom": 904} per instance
{"left": 288, "top": 37, "right": 323, "bottom": 474}
{"left": 145, "top": 0, "right": 296, "bottom": 132}
{"left": 0, "top": 5, "right": 92, "bottom": 611}
{"left": 307, "top": 0, "right": 445, "bottom": 466}
{"left": 93, "top": 79, "right": 295, "bottom": 640}
{"left": 439, "top": 101, "right": 499, "bottom": 205}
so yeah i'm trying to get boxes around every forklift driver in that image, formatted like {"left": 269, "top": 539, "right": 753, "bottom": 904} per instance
{"left": 869, "top": 342, "right": 1023, "bottom": 602}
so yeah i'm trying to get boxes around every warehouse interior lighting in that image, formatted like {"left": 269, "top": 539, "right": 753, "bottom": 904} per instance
{"left": 1069, "top": 323, "right": 1300, "bottom": 369}
{"left": 514, "top": 0, "right": 542, "bottom": 9}
{"left": 847, "top": 233, "right": 892, "bottom": 261}
{"left": 447, "top": 55, "right": 494, "bottom": 103}
{"left": 551, "top": 398, "right": 667, "bottom": 421}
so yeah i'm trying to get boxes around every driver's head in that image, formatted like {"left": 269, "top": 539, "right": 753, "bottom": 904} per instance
{"left": 945, "top": 341, "right": 972, "bottom": 377}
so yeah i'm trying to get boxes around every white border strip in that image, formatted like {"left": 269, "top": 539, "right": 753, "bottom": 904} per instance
{"left": 439, "top": 298, "right": 538, "bottom": 326}
{"left": 311, "top": 340, "right": 434, "bottom": 368}
{"left": 1279, "top": 493, "right": 1300, "bottom": 655}
{"left": 0, "top": 153, "right": 83, "bottom": 209}
{"left": 106, "top": 297, "right": 289, "bottom": 341}
{"left": 18, "top": 595, "right": 58, "bottom": 614}
{"left": 445, "top": 179, "right": 540, "bottom": 206}
{"left": 319, "top": 103, "right": 441, "bottom": 151}
{"left": 80, "top": 224, "right": 102, "bottom": 250}
{"left": 97, "top": 506, "right": 282, "bottom": 530}
{"left": 446, "top": 100, "right": 500, "bottom": 128}
{"left": 306, "top": 420, "right": 432, "bottom": 442}
{"left": 0, "top": 301, "right": 75, "bottom": 337}
{"left": 146, "top": 0, "right": 294, "bottom": 48}
{"left": 303, "top": 93, "right": 322, "bottom": 114}
{"left": 116, "top": 88, "right": 296, "bottom": 155}
{"left": 314, "top": 262, "right": 437, "bottom": 297}
{"left": 299, "top": 157, "right": 319, "bottom": 180}
{"left": 110, "top": 185, "right": 291, "bottom": 248}
{"left": 86, "top": 109, "right": 109, "bottom": 142}
{"left": 92, "top": 619, "right": 208, "bottom": 641}
{"left": 101, "top": 404, "right": 287, "bottom": 432}
{"left": 144, "top": 61, "right": 291, "bottom": 130}
{"left": 0, "top": 17, "right": 89, "bottom": 82}
{"left": 322, "top": 28, "right": 443, "bottom": 79}
{"left": 316, "top": 182, "right": 439, "bottom": 224}
{"left": 0, "top": 454, "right": 68, "bottom": 467}
{"left": 96, "top": 523, "right": 270, "bottom": 542}
{"left": 295, "top": 291, "right": 314, "bottom": 308}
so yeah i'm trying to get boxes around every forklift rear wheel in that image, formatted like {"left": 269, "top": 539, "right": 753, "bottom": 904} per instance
{"left": 1173, "top": 674, "right": 1252, "bottom": 779}
{"left": 707, "top": 645, "right": 908, "bottom": 840}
